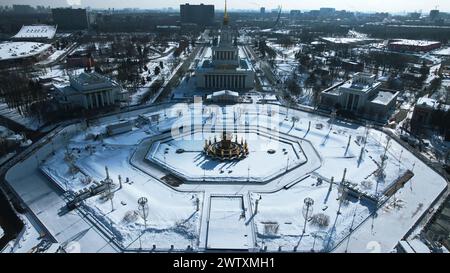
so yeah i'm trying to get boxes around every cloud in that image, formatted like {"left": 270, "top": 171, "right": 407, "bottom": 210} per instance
{"left": 67, "top": 0, "right": 81, "bottom": 6}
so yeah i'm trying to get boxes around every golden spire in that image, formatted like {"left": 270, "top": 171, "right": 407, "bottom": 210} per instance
{"left": 223, "top": 0, "right": 229, "bottom": 25}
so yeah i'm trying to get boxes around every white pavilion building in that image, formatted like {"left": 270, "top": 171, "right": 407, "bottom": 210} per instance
{"left": 55, "top": 72, "right": 125, "bottom": 110}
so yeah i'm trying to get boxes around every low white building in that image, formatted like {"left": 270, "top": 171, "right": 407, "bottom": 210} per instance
{"left": 206, "top": 90, "right": 240, "bottom": 103}
{"left": 55, "top": 72, "right": 125, "bottom": 110}
{"left": 320, "top": 72, "right": 399, "bottom": 121}
{"left": 0, "top": 41, "right": 52, "bottom": 66}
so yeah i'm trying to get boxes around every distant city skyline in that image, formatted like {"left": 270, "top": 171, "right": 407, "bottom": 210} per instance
{"left": 2, "top": 0, "right": 449, "bottom": 13}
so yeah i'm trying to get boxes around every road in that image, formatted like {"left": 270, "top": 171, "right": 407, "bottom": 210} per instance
{"left": 153, "top": 45, "right": 203, "bottom": 103}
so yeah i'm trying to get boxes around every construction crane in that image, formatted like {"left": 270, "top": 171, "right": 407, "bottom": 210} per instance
{"left": 273, "top": 5, "right": 282, "bottom": 28}
{"left": 248, "top": 2, "right": 282, "bottom": 28}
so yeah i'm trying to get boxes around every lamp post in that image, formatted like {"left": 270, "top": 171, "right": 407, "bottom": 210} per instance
{"left": 302, "top": 197, "right": 314, "bottom": 234}
{"left": 138, "top": 197, "right": 149, "bottom": 251}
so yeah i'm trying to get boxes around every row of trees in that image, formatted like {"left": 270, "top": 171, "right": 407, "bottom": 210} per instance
{"left": 0, "top": 71, "right": 53, "bottom": 124}
{"left": 255, "top": 40, "right": 277, "bottom": 59}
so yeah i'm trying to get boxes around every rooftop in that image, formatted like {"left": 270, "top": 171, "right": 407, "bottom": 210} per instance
{"left": 369, "top": 90, "right": 398, "bottom": 105}
{"left": 199, "top": 59, "right": 252, "bottom": 72}
{"left": 416, "top": 97, "right": 450, "bottom": 111}
{"left": 389, "top": 39, "right": 441, "bottom": 47}
{"left": 324, "top": 73, "right": 381, "bottom": 95}
{"left": 209, "top": 90, "right": 239, "bottom": 98}
{"left": 341, "top": 80, "right": 380, "bottom": 94}
{"left": 73, "top": 72, "right": 110, "bottom": 85}
{"left": 12, "top": 25, "right": 57, "bottom": 40}
{"left": 0, "top": 41, "right": 52, "bottom": 61}
{"left": 55, "top": 72, "right": 119, "bottom": 94}
{"left": 320, "top": 37, "right": 379, "bottom": 45}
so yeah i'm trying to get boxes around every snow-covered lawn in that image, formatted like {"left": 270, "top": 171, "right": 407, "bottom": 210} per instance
{"left": 41, "top": 122, "right": 203, "bottom": 251}
{"left": 0, "top": 102, "right": 43, "bottom": 131}
{"left": 251, "top": 175, "right": 374, "bottom": 252}
{"left": 207, "top": 196, "right": 250, "bottom": 249}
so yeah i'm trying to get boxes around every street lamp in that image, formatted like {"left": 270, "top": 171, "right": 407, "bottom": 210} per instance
{"left": 138, "top": 197, "right": 149, "bottom": 251}
{"left": 302, "top": 197, "right": 314, "bottom": 234}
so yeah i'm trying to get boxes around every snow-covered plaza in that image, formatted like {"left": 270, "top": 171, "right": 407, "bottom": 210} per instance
{"left": 5, "top": 102, "right": 447, "bottom": 252}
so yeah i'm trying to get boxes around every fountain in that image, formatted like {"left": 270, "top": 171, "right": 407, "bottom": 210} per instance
{"left": 203, "top": 131, "right": 249, "bottom": 161}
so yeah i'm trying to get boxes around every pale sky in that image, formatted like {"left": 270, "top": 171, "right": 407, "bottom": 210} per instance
{"left": 2, "top": 0, "right": 449, "bottom": 13}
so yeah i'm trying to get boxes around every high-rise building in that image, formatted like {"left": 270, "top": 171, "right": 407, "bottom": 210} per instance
{"left": 319, "top": 7, "right": 336, "bottom": 16}
{"left": 12, "top": 5, "right": 34, "bottom": 14}
{"left": 52, "top": 8, "right": 89, "bottom": 30}
{"left": 260, "top": 7, "right": 266, "bottom": 14}
{"left": 408, "top": 12, "right": 421, "bottom": 19}
{"left": 290, "top": 10, "right": 302, "bottom": 17}
{"left": 180, "top": 3, "right": 215, "bottom": 26}
{"left": 430, "top": 9, "right": 440, "bottom": 21}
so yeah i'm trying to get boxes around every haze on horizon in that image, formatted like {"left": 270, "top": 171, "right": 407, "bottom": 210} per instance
{"left": 2, "top": 0, "right": 448, "bottom": 13}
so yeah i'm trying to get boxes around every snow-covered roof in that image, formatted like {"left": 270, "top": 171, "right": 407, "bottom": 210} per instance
{"left": 407, "top": 239, "right": 431, "bottom": 253}
{"left": 12, "top": 25, "right": 57, "bottom": 40}
{"left": 433, "top": 47, "right": 450, "bottom": 56}
{"left": 0, "top": 42, "right": 52, "bottom": 61}
{"left": 416, "top": 97, "right": 450, "bottom": 111}
{"left": 340, "top": 80, "right": 380, "bottom": 94}
{"left": 212, "top": 90, "right": 239, "bottom": 97}
{"left": 320, "top": 37, "right": 379, "bottom": 45}
{"left": 417, "top": 97, "right": 437, "bottom": 108}
{"left": 207, "top": 90, "right": 240, "bottom": 102}
{"left": 0, "top": 125, "right": 13, "bottom": 138}
{"left": 69, "top": 72, "right": 118, "bottom": 92}
{"left": 370, "top": 90, "right": 398, "bottom": 105}
{"left": 389, "top": 39, "right": 440, "bottom": 47}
